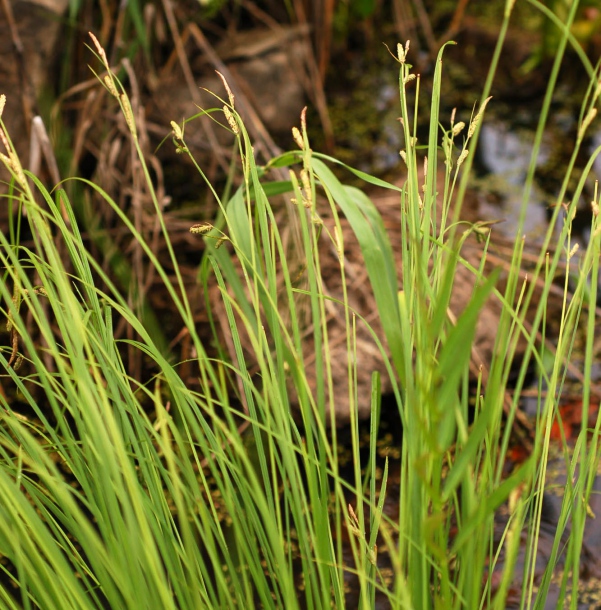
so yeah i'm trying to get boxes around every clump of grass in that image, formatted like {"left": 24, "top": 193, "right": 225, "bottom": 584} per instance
{"left": 0, "top": 4, "right": 600, "bottom": 607}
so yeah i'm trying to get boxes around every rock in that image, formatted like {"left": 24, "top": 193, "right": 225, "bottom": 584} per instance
{"left": 150, "top": 25, "right": 309, "bottom": 157}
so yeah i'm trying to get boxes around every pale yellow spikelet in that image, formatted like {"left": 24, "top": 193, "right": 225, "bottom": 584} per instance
{"left": 16, "top": 165, "right": 27, "bottom": 189}
{"left": 334, "top": 225, "right": 343, "bottom": 261}
{"left": 403, "top": 73, "right": 416, "bottom": 85}
{"left": 568, "top": 243, "right": 579, "bottom": 259}
{"left": 347, "top": 504, "right": 362, "bottom": 537}
{"left": 104, "top": 75, "right": 119, "bottom": 98}
{"left": 216, "top": 71, "right": 235, "bottom": 108}
{"left": 468, "top": 96, "right": 493, "bottom": 139}
{"left": 579, "top": 107, "right": 597, "bottom": 139}
{"left": 442, "top": 134, "right": 452, "bottom": 159}
{"left": 397, "top": 43, "right": 405, "bottom": 63}
{"left": 170, "top": 120, "right": 183, "bottom": 141}
{"left": 121, "top": 94, "right": 136, "bottom": 137}
{"left": 223, "top": 106, "right": 239, "bottom": 134}
{"left": 0, "top": 94, "right": 5, "bottom": 118}
{"left": 452, "top": 121, "right": 465, "bottom": 136}
{"left": 300, "top": 169, "right": 312, "bottom": 206}
{"left": 35, "top": 287, "right": 48, "bottom": 297}
{"left": 0, "top": 149, "right": 26, "bottom": 189}
{"left": 457, "top": 149, "right": 469, "bottom": 168}
{"left": 190, "top": 222, "right": 214, "bottom": 235}
{"left": 89, "top": 33, "right": 119, "bottom": 98}
{"left": 292, "top": 126, "right": 304, "bottom": 150}
{"left": 300, "top": 106, "right": 307, "bottom": 136}
{"left": 89, "top": 32, "right": 108, "bottom": 66}
{"left": 11, "top": 161, "right": 27, "bottom": 189}
{"left": 397, "top": 40, "right": 410, "bottom": 64}
{"left": 0, "top": 126, "right": 9, "bottom": 152}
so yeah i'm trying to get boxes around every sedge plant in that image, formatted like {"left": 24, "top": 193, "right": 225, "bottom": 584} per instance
{"left": 0, "top": 5, "right": 600, "bottom": 607}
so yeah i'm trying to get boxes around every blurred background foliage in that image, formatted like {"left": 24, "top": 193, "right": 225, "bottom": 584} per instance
{"left": 7, "top": 0, "right": 601, "bottom": 189}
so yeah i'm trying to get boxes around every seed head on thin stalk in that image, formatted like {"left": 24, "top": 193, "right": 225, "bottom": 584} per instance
{"left": 468, "top": 96, "right": 493, "bottom": 139}
{"left": 170, "top": 121, "right": 188, "bottom": 153}
{"left": 300, "top": 169, "right": 312, "bottom": 208}
{"left": 452, "top": 121, "right": 465, "bottom": 136}
{"left": 89, "top": 32, "right": 108, "bottom": 66}
{"left": 223, "top": 106, "right": 239, "bottom": 135}
{"left": 333, "top": 225, "right": 343, "bottom": 262}
{"left": 347, "top": 504, "right": 363, "bottom": 537}
{"left": 216, "top": 71, "right": 235, "bottom": 108}
{"left": 579, "top": 107, "right": 597, "bottom": 140}
{"left": 170, "top": 120, "right": 184, "bottom": 141}
{"left": 397, "top": 41, "right": 410, "bottom": 64}
{"left": 89, "top": 33, "right": 120, "bottom": 99}
{"left": 121, "top": 94, "right": 136, "bottom": 137}
{"left": 0, "top": 146, "right": 26, "bottom": 190}
{"left": 104, "top": 75, "right": 119, "bottom": 98}
{"left": 292, "top": 126, "right": 304, "bottom": 150}
{"left": 300, "top": 106, "right": 308, "bottom": 143}
{"left": 190, "top": 223, "right": 214, "bottom": 235}
{"left": 0, "top": 97, "right": 26, "bottom": 188}
{"left": 189, "top": 223, "right": 229, "bottom": 249}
